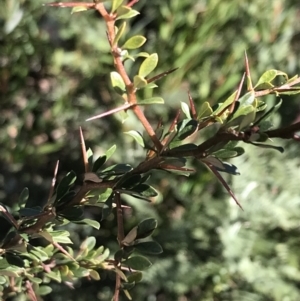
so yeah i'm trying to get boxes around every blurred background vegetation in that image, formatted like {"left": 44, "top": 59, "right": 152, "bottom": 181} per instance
{"left": 1, "top": 0, "right": 300, "bottom": 300}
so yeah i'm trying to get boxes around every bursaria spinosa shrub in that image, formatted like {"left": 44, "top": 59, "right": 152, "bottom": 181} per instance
{"left": 1, "top": 0, "right": 300, "bottom": 300}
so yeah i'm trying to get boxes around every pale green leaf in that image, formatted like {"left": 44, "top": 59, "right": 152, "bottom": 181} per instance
{"left": 123, "top": 35, "right": 146, "bottom": 49}
{"left": 181, "top": 101, "right": 191, "bottom": 119}
{"left": 139, "top": 53, "right": 158, "bottom": 78}
{"left": 124, "top": 131, "right": 145, "bottom": 147}
{"left": 71, "top": 6, "right": 88, "bottom": 14}
{"left": 133, "top": 75, "right": 147, "bottom": 89}
{"left": 110, "top": 71, "right": 126, "bottom": 94}
{"left": 111, "top": 0, "right": 123, "bottom": 13}
{"left": 113, "top": 22, "right": 126, "bottom": 46}
{"left": 138, "top": 97, "right": 164, "bottom": 105}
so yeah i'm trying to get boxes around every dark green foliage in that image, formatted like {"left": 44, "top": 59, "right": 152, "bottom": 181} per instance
{"left": 1, "top": 0, "right": 300, "bottom": 300}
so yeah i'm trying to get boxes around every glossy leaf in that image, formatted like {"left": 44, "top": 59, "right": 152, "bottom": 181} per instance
{"left": 123, "top": 35, "right": 146, "bottom": 49}
{"left": 119, "top": 174, "right": 142, "bottom": 189}
{"left": 101, "top": 164, "right": 132, "bottom": 175}
{"left": 124, "top": 255, "right": 152, "bottom": 270}
{"left": 124, "top": 131, "right": 145, "bottom": 147}
{"left": 134, "top": 241, "right": 163, "bottom": 255}
{"left": 175, "top": 119, "right": 198, "bottom": 140}
{"left": 139, "top": 53, "right": 158, "bottom": 78}
{"left": 132, "top": 184, "right": 157, "bottom": 197}
{"left": 56, "top": 171, "right": 76, "bottom": 201}
{"left": 5, "top": 253, "right": 24, "bottom": 267}
{"left": 92, "top": 155, "right": 106, "bottom": 172}
{"left": 127, "top": 271, "right": 143, "bottom": 283}
{"left": 136, "top": 218, "right": 157, "bottom": 239}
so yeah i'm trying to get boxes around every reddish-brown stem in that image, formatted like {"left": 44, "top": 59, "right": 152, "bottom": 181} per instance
{"left": 95, "top": 3, "right": 162, "bottom": 152}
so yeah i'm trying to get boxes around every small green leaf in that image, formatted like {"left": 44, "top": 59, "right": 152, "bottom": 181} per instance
{"left": 138, "top": 97, "right": 164, "bottom": 105}
{"left": 123, "top": 35, "right": 146, "bottom": 49}
{"left": 124, "top": 255, "right": 152, "bottom": 270}
{"left": 101, "top": 193, "right": 114, "bottom": 221}
{"left": 92, "top": 155, "right": 106, "bottom": 172}
{"left": 89, "top": 269, "right": 100, "bottom": 280}
{"left": 80, "top": 219, "right": 100, "bottom": 230}
{"left": 254, "top": 69, "right": 288, "bottom": 89}
{"left": 134, "top": 241, "right": 163, "bottom": 255}
{"left": 56, "top": 171, "right": 76, "bottom": 201}
{"left": 136, "top": 218, "right": 157, "bottom": 239}
{"left": 81, "top": 237, "right": 96, "bottom": 252}
{"left": 19, "top": 207, "right": 42, "bottom": 217}
{"left": 215, "top": 162, "right": 240, "bottom": 175}
{"left": 133, "top": 75, "right": 147, "bottom": 89}
{"left": 175, "top": 119, "right": 198, "bottom": 140}
{"left": 105, "top": 145, "right": 116, "bottom": 160}
{"left": 111, "top": 0, "right": 123, "bottom": 13}
{"left": 37, "top": 286, "right": 52, "bottom": 296}
{"left": 139, "top": 54, "right": 158, "bottom": 78}
{"left": 127, "top": 271, "right": 143, "bottom": 283}
{"left": 123, "top": 289, "right": 133, "bottom": 300}
{"left": 197, "top": 101, "right": 213, "bottom": 119}
{"left": 213, "top": 149, "right": 238, "bottom": 159}
{"left": 181, "top": 102, "right": 191, "bottom": 119}
{"left": 5, "top": 253, "right": 24, "bottom": 267}
{"left": 71, "top": 6, "right": 88, "bottom": 14}
{"left": 124, "top": 131, "right": 145, "bottom": 147}
{"left": 116, "top": 7, "right": 139, "bottom": 20}
{"left": 113, "top": 21, "right": 126, "bottom": 46}
{"left": 238, "top": 110, "right": 256, "bottom": 130}
{"left": 19, "top": 187, "right": 29, "bottom": 206}
{"left": 119, "top": 174, "right": 142, "bottom": 189}
{"left": 213, "top": 91, "right": 237, "bottom": 115}
{"left": 132, "top": 184, "right": 158, "bottom": 197}
{"left": 46, "top": 270, "right": 62, "bottom": 283}
{"left": 110, "top": 71, "right": 126, "bottom": 94}
{"left": 122, "top": 226, "right": 138, "bottom": 246}
{"left": 101, "top": 164, "right": 132, "bottom": 175}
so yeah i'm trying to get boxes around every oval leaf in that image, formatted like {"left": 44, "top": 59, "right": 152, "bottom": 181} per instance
{"left": 124, "top": 255, "right": 152, "bottom": 270}
{"left": 139, "top": 53, "right": 158, "bottom": 78}
{"left": 134, "top": 241, "right": 163, "bottom": 255}
{"left": 124, "top": 130, "right": 145, "bottom": 147}
{"left": 110, "top": 71, "right": 126, "bottom": 94}
{"left": 133, "top": 75, "right": 147, "bottom": 89}
{"left": 123, "top": 35, "right": 146, "bottom": 49}
{"left": 137, "top": 218, "right": 157, "bottom": 239}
